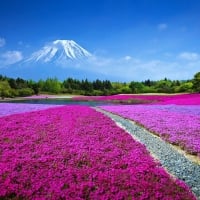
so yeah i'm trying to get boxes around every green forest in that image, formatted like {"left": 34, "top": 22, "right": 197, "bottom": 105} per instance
{"left": 0, "top": 72, "right": 200, "bottom": 98}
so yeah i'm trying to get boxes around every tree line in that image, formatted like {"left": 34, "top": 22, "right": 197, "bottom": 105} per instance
{"left": 0, "top": 72, "right": 200, "bottom": 98}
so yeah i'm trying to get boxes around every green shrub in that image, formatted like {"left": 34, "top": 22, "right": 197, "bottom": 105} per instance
{"left": 17, "top": 88, "right": 34, "bottom": 97}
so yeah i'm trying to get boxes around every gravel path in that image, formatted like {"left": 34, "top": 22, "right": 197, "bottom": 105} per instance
{"left": 95, "top": 107, "right": 200, "bottom": 199}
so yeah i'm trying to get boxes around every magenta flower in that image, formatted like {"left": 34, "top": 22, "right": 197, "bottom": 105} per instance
{"left": 73, "top": 93, "right": 200, "bottom": 105}
{"left": 0, "top": 105, "right": 196, "bottom": 199}
{"left": 100, "top": 104, "right": 200, "bottom": 157}
{"left": 0, "top": 103, "right": 61, "bottom": 117}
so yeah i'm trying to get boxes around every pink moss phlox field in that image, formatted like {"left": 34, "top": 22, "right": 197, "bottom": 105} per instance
{"left": 100, "top": 105, "right": 200, "bottom": 157}
{"left": 73, "top": 94, "right": 172, "bottom": 102}
{"left": 0, "top": 103, "right": 61, "bottom": 117}
{"left": 160, "top": 94, "right": 200, "bottom": 105}
{"left": 73, "top": 93, "right": 200, "bottom": 105}
{"left": 0, "top": 106, "right": 196, "bottom": 199}
{"left": 149, "top": 105, "right": 200, "bottom": 116}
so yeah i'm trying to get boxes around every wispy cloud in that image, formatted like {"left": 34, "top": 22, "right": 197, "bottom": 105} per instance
{"left": 0, "top": 51, "right": 23, "bottom": 65}
{"left": 0, "top": 37, "right": 6, "bottom": 47}
{"left": 178, "top": 52, "right": 199, "bottom": 61}
{"left": 83, "top": 52, "right": 200, "bottom": 81}
{"left": 157, "top": 23, "right": 168, "bottom": 31}
{"left": 1, "top": 48, "right": 198, "bottom": 81}
{"left": 124, "top": 56, "right": 132, "bottom": 61}
{"left": 88, "top": 56, "right": 113, "bottom": 67}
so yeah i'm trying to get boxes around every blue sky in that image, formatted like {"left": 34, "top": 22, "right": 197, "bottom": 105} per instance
{"left": 0, "top": 0, "right": 200, "bottom": 81}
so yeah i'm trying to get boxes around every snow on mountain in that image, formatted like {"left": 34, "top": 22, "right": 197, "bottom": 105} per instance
{"left": 25, "top": 40, "right": 92, "bottom": 64}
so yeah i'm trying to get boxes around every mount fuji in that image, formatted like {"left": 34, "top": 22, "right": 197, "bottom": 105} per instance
{"left": 0, "top": 39, "right": 103, "bottom": 80}
{"left": 1, "top": 39, "right": 117, "bottom": 81}
{"left": 24, "top": 40, "right": 92, "bottom": 65}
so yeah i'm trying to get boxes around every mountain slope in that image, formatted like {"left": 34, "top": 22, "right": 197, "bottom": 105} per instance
{"left": 25, "top": 40, "right": 92, "bottom": 64}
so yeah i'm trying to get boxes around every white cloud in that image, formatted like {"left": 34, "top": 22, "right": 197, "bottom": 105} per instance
{"left": 0, "top": 51, "right": 23, "bottom": 65}
{"left": 178, "top": 52, "right": 199, "bottom": 61}
{"left": 1, "top": 48, "right": 198, "bottom": 81}
{"left": 157, "top": 23, "right": 168, "bottom": 31}
{"left": 88, "top": 56, "right": 113, "bottom": 67}
{"left": 0, "top": 37, "right": 6, "bottom": 47}
{"left": 83, "top": 53, "right": 200, "bottom": 81}
{"left": 124, "top": 56, "right": 132, "bottom": 61}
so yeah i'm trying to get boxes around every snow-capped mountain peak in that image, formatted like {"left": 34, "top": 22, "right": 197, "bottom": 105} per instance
{"left": 25, "top": 39, "right": 92, "bottom": 64}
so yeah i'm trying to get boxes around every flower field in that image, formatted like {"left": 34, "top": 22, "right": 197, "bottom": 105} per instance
{"left": 0, "top": 103, "right": 62, "bottom": 117}
{"left": 0, "top": 104, "right": 196, "bottom": 199}
{"left": 73, "top": 93, "right": 200, "bottom": 105}
{"left": 100, "top": 104, "right": 200, "bottom": 157}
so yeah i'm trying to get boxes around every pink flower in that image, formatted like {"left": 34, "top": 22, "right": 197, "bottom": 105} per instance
{"left": 0, "top": 105, "right": 196, "bottom": 199}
